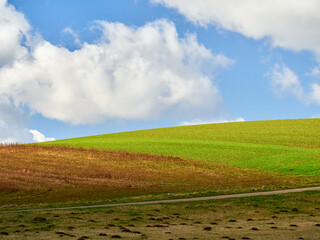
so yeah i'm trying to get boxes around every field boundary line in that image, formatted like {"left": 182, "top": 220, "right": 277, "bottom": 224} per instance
{"left": 1, "top": 186, "right": 320, "bottom": 213}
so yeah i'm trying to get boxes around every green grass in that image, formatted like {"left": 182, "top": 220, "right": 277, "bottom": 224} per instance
{"left": 41, "top": 118, "right": 320, "bottom": 177}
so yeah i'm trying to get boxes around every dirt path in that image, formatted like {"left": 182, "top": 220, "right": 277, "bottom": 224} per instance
{"left": 1, "top": 186, "right": 320, "bottom": 213}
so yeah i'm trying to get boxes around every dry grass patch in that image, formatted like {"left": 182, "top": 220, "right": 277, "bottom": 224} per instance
{"left": 1, "top": 191, "right": 320, "bottom": 239}
{"left": 0, "top": 145, "right": 309, "bottom": 205}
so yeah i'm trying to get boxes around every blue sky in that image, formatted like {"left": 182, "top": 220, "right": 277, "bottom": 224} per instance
{"left": 1, "top": 0, "right": 319, "bottom": 142}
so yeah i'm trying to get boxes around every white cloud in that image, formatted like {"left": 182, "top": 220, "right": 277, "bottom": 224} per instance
{"left": 0, "top": 1, "right": 234, "bottom": 143}
{"left": 0, "top": 96, "right": 54, "bottom": 143}
{"left": 0, "top": 1, "right": 52, "bottom": 144}
{"left": 30, "top": 130, "right": 55, "bottom": 142}
{"left": 180, "top": 117, "right": 244, "bottom": 126}
{"left": 153, "top": 0, "right": 320, "bottom": 108}
{"left": 269, "top": 64, "right": 304, "bottom": 100}
{"left": 0, "top": 18, "right": 232, "bottom": 125}
{"left": 152, "top": 0, "right": 320, "bottom": 54}
{"left": 0, "top": 0, "right": 30, "bottom": 66}
{"left": 268, "top": 64, "right": 320, "bottom": 105}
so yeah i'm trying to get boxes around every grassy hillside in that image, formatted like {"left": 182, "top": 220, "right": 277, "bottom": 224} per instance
{"left": 0, "top": 145, "right": 304, "bottom": 206}
{"left": 41, "top": 118, "right": 320, "bottom": 177}
{"left": 2, "top": 118, "right": 319, "bottom": 207}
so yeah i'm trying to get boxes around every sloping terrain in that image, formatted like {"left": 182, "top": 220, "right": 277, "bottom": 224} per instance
{"left": 1, "top": 118, "right": 320, "bottom": 206}
{"left": 42, "top": 118, "right": 320, "bottom": 176}
{"left": 1, "top": 119, "right": 320, "bottom": 238}
{"left": 0, "top": 145, "right": 305, "bottom": 205}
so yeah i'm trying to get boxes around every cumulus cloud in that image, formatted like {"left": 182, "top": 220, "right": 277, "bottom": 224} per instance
{"left": 0, "top": 0, "right": 30, "bottom": 66}
{"left": 152, "top": 0, "right": 320, "bottom": 54}
{"left": 29, "top": 130, "right": 55, "bottom": 142}
{"left": 0, "top": 18, "right": 232, "bottom": 125}
{"left": 153, "top": 0, "right": 320, "bottom": 107}
{"left": 268, "top": 64, "right": 320, "bottom": 105}
{"left": 0, "top": 0, "right": 55, "bottom": 143}
{"left": 180, "top": 117, "right": 244, "bottom": 126}
{"left": 0, "top": 0, "right": 234, "bottom": 143}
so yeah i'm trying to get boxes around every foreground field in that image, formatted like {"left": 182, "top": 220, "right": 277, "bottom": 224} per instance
{"left": 1, "top": 119, "right": 320, "bottom": 238}
{"left": 41, "top": 118, "right": 320, "bottom": 176}
{"left": 0, "top": 145, "right": 310, "bottom": 206}
{"left": 1, "top": 191, "right": 320, "bottom": 239}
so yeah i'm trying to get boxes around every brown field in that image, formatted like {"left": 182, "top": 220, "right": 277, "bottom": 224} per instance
{"left": 0, "top": 145, "right": 314, "bottom": 206}
{"left": 1, "top": 191, "right": 320, "bottom": 239}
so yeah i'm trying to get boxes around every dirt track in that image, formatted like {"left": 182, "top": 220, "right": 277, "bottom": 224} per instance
{"left": 1, "top": 186, "right": 320, "bottom": 213}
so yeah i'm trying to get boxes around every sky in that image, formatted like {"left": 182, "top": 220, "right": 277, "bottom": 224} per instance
{"left": 0, "top": 0, "right": 320, "bottom": 143}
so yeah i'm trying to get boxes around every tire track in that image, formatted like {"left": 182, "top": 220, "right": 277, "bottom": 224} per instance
{"left": 1, "top": 186, "right": 320, "bottom": 213}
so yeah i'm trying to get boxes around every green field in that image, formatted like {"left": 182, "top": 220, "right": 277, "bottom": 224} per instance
{"left": 42, "top": 118, "right": 320, "bottom": 177}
